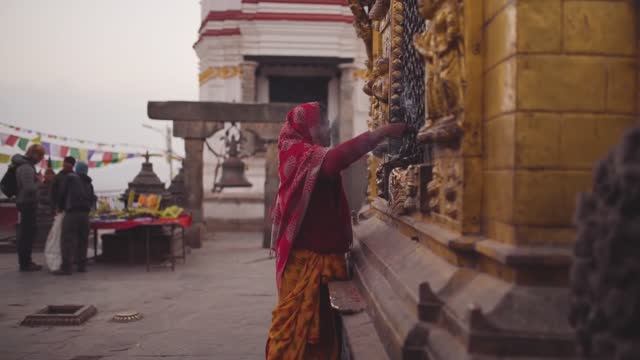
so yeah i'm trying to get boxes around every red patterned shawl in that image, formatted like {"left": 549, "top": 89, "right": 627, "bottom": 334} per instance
{"left": 271, "top": 102, "right": 329, "bottom": 289}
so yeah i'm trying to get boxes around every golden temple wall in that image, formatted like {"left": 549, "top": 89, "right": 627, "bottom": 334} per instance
{"left": 483, "top": 0, "right": 638, "bottom": 246}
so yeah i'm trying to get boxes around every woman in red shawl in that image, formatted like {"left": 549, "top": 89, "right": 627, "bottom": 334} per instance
{"left": 267, "top": 102, "right": 406, "bottom": 359}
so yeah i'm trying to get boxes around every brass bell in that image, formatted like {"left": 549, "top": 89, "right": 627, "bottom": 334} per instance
{"left": 213, "top": 136, "right": 252, "bottom": 192}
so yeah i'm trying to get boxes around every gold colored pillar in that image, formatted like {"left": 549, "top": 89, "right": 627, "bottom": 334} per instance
{"left": 483, "top": 0, "right": 638, "bottom": 247}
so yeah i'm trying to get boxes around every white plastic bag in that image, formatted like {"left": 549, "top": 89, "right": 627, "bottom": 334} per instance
{"left": 45, "top": 213, "right": 64, "bottom": 271}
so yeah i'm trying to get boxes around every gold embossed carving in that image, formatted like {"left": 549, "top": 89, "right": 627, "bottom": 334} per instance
{"left": 388, "top": 165, "right": 419, "bottom": 215}
{"left": 389, "top": 167, "right": 408, "bottom": 215}
{"left": 414, "top": 0, "right": 465, "bottom": 144}
{"left": 348, "top": 0, "right": 374, "bottom": 65}
{"left": 389, "top": 0, "right": 404, "bottom": 123}
{"left": 427, "top": 156, "right": 461, "bottom": 225}
{"left": 369, "top": 0, "right": 391, "bottom": 21}
{"left": 364, "top": 57, "right": 390, "bottom": 130}
{"left": 199, "top": 65, "right": 243, "bottom": 86}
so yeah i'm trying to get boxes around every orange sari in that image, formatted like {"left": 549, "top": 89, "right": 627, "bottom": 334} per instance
{"left": 267, "top": 249, "right": 347, "bottom": 359}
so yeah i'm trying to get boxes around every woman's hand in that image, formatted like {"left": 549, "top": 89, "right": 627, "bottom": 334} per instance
{"left": 383, "top": 123, "right": 408, "bottom": 138}
{"left": 368, "top": 122, "right": 408, "bottom": 148}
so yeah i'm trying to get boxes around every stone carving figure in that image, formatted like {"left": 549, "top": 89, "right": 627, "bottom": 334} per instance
{"left": 413, "top": 0, "right": 465, "bottom": 143}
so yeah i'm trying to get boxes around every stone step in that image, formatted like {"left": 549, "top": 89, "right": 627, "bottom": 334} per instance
{"left": 342, "top": 309, "right": 390, "bottom": 360}
{"left": 351, "top": 238, "right": 422, "bottom": 359}
{"left": 328, "top": 280, "right": 389, "bottom": 360}
{"left": 354, "top": 211, "right": 579, "bottom": 359}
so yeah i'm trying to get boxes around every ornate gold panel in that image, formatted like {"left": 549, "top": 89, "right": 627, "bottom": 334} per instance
{"left": 414, "top": 0, "right": 465, "bottom": 144}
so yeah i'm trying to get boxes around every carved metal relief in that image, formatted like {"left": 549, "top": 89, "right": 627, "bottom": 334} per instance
{"left": 397, "top": 0, "right": 426, "bottom": 160}
{"left": 364, "top": 57, "right": 390, "bottom": 130}
{"left": 351, "top": 0, "right": 427, "bottom": 214}
{"left": 414, "top": 0, "right": 465, "bottom": 144}
{"left": 427, "top": 157, "right": 461, "bottom": 221}
{"left": 389, "top": 167, "right": 409, "bottom": 214}
{"left": 388, "top": 165, "right": 419, "bottom": 215}
{"left": 348, "top": 0, "right": 374, "bottom": 65}
{"left": 369, "top": 0, "right": 391, "bottom": 20}
{"left": 388, "top": 0, "right": 404, "bottom": 125}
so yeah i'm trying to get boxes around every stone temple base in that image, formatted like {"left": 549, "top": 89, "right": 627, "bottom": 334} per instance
{"left": 350, "top": 202, "right": 578, "bottom": 359}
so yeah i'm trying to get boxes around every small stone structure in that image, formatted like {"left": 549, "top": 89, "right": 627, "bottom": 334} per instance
{"left": 21, "top": 305, "right": 97, "bottom": 327}
{"left": 121, "top": 153, "right": 172, "bottom": 208}
{"left": 168, "top": 164, "right": 186, "bottom": 208}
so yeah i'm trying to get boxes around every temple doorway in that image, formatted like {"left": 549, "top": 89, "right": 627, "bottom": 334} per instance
{"left": 268, "top": 76, "right": 330, "bottom": 108}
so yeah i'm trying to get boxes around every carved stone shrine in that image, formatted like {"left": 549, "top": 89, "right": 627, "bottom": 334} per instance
{"left": 121, "top": 152, "right": 173, "bottom": 208}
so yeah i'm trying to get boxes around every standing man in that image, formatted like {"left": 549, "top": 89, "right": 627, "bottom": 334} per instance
{"left": 11, "top": 144, "right": 46, "bottom": 272}
{"left": 54, "top": 161, "right": 96, "bottom": 275}
{"left": 51, "top": 156, "right": 75, "bottom": 212}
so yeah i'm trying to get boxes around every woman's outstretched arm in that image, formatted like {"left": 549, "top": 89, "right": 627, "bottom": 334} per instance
{"left": 320, "top": 123, "right": 406, "bottom": 177}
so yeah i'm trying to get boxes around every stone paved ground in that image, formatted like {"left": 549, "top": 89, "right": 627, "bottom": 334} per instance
{"left": 0, "top": 232, "right": 277, "bottom": 360}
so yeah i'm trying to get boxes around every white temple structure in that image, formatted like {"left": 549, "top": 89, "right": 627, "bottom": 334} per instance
{"left": 195, "top": 0, "right": 369, "bottom": 225}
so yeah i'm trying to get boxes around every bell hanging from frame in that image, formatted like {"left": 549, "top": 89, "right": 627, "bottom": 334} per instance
{"left": 213, "top": 136, "right": 252, "bottom": 192}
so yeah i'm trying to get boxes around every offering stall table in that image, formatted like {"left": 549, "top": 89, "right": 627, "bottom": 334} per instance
{"left": 90, "top": 214, "right": 192, "bottom": 271}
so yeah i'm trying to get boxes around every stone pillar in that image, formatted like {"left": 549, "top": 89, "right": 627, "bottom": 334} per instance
{"left": 184, "top": 138, "right": 205, "bottom": 248}
{"left": 262, "top": 142, "right": 279, "bottom": 249}
{"left": 483, "top": 0, "right": 638, "bottom": 247}
{"left": 338, "top": 63, "right": 368, "bottom": 213}
{"left": 240, "top": 61, "right": 258, "bottom": 103}
{"left": 338, "top": 63, "right": 356, "bottom": 142}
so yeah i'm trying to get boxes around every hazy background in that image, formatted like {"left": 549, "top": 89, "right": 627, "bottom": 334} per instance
{"left": 0, "top": 0, "right": 199, "bottom": 192}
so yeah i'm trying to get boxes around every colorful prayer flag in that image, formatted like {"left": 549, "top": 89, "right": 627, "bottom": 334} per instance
{"left": 127, "top": 153, "right": 136, "bottom": 159}
{"left": 95, "top": 161, "right": 103, "bottom": 168}
{"left": 112, "top": 153, "right": 120, "bottom": 163}
{"left": 79, "top": 148, "right": 88, "bottom": 161}
{"left": 42, "top": 142, "right": 51, "bottom": 155}
{"left": 70, "top": 147, "right": 80, "bottom": 159}
{"left": 0, "top": 133, "right": 9, "bottom": 145}
{"left": 49, "top": 144, "right": 60, "bottom": 157}
{"left": 17, "top": 137, "right": 29, "bottom": 151}
{"left": 5, "top": 135, "right": 18, "bottom": 147}
{"left": 32, "top": 135, "right": 41, "bottom": 144}
{"left": 102, "top": 152, "right": 112, "bottom": 164}
{"left": 60, "top": 146, "right": 69, "bottom": 157}
{"left": 0, "top": 153, "right": 10, "bottom": 164}
{"left": 88, "top": 161, "right": 96, "bottom": 168}
{"left": 87, "top": 150, "right": 95, "bottom": 160}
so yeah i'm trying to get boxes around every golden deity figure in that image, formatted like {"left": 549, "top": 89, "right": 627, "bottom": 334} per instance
{"left": 363, "top": 57, "right": 390, "bottom": 130}
{"left": 414, "top": 0, "right": 465, "bottom": 143}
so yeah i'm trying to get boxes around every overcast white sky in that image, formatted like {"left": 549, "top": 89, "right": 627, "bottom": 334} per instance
{"left": 0, "top": 0, "right": 200, "bottom": 191}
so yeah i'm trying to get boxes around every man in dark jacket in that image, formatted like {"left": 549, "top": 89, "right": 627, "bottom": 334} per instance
{"left": 53, "top": 161, "right": 96, "bottom": 275}
{"left": 11, "top": 144, "right": 46, "bottom": 272}
{"left": 51, "top": 156, "right": 76, "bottom": 212}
